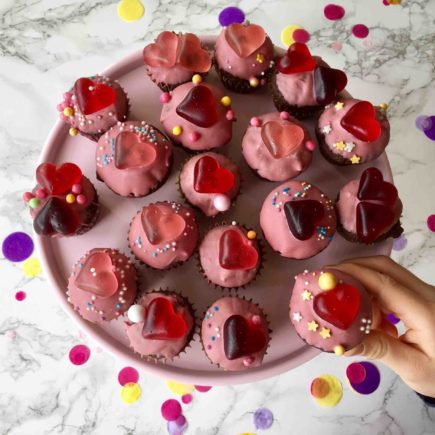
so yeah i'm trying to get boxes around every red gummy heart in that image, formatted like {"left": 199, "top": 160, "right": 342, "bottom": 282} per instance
{"left": 276, "top": 43, "right": 316, "bottom": 74}
{"left": 176, "top": 85, "right": 219, "bottom": 128}
{"left": 357, "top": 202, "right": 395, "bottom": 243}
{"left": 219, "top": 229, "right": 259, "bottom": 270}
{"left": 261, "top": 121, "right": 305, "bottom": 158}
{"left": 193, "top": 155, "right": 235, "bottom": 194}
{"left": 223, "top": 314, "right": 267, "bottom": 360}
{"left": 74, "top": 78, "right": 117, "bottom": 115}
{"left": 141, "top": 204, "right": 186, "bottom": 245}
{"left": 224, "top": 23, "right": 266, "bottom": 58}
{"left": 75, "top": 251, "right": 118, "bottom": 298}
{"left": 284, "top": 200, "right": 325, "bottom": 240}
{"left": 314, "top": 66, "right": 347, "bottom": 105}
{"left": 142, "top": 297, "right": 187, "bottom": 340}
{"left": 36, "top": 162, "right": 82, "bottom": 196}
{"left": 114, "top": 131, "right": 157, "bottom": 169}
{"left": 341, "top": 101, "right": 382, "bottom": 142}
{"left": 33, "top": 197, "right": 80, "bottom": 236}
{"left": 313, "top": 283, "right": 361, "bottom": 330}
{"left": 357, "top": 168, "right": 398, "bottom": 206}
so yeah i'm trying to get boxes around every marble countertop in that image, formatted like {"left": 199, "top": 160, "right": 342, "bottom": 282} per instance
{"left": 1, "top": 0, "right": 435, "bottom": 434}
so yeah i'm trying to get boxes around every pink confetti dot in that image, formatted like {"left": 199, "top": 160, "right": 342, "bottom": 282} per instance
{"left": 69, "top": 344, "right": 91, "bottom": 365}
{"left": 293, "top": 28, "right": 310, "bottom": 43}
{"left": 161, "top": 399, "right": 182, "bottom": 421}
{"left": 194, "top": 385, "right": 212, "bottom": 393}
{"left": 331, "top": 41, "right": 343, "bottom": 52}
{"left": 181, "top": 394, "right": 193, "bottom": 404}
{"left": 118, "top": 367, "right": 139, "bottom": 386}
{"left": 352, "top": 24, "right": 369, "bottom": 39}
{"left": 6, "top": 330, "right": 16, "bottom": 339}
{"left": 15, "top": 291, "right": 26, "bottom": 301}
{"left": 346, "top": 362, "right": 367, "bottom": 384}
{"left": 383, "top": 0, "right": 390, "bottom": 5}
{"left": 324, "top": 4, "right": 345, "bottom": 20}
{"left": 427, "top": 215, "right": 435, "bottom": 232}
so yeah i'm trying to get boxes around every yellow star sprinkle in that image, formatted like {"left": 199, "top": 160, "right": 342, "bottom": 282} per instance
{"left": 256, "top": 53, "right": 265, "bottom": 63}
{"left": 319, "top": 327, "right": 331, "bottom": 339}
{"left": 334, "top": 141, "right": 346, "bottom": 151}
{"left": 334, "top": 101, "right": 344, "bottom": 110}
{"left": 301, "top": 289, "right": 312, "bottom": 301}
{"left": 308, "top": 320, "right": 319, "bottom": 332}
{"left": 350, "top": 154, "right": 361, "bottom": 164}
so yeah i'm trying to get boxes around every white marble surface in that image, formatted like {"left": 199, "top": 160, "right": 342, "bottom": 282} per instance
{"left": 1, "top": 0, "right": 435, "bottom": 434}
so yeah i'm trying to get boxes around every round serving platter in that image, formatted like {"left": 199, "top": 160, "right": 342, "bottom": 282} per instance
{"left": 35, "top": 36, "right": 393, "bottom": 385}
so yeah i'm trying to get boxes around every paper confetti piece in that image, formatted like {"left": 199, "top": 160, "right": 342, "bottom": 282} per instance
{"left": 392, "top": 234, "right": 407, "bottom": 251}
{"left": 331, "top": 41, "right": 343, "bottom": 52}
{"left": 281, "top": 24, "right": 303, "bottom": 47}
{"left": 167, "top": 414, "right": 188, "bottom": 434}
{"left": 293, "top": 28, "right": 310, "bottom": 44}
{"left": 117, "top": 0, "right": 144, "bottom": 22}
{"left": 346, "top": 362, "right": 366, "bottom": 384}
{"left": 386, "top": 313, "right": 400, "bottom": 324}
{"left": 118, "top": 367, "right": 139, "bottom": 386}
{"left": 121, "top": 382, "right": 142, "bottom": 404}
{"left": 69, "top": 344, "right": 90, "bottom": 365}
{"left": 422, "top": 116, "right": 435, "bottom": 140}
{"left": 15, "top": 291, "right": 26, "bottom": 301}
{"left": 218, "top": 6, "right": 245, "bottom": 27}
{"left": 347, "top": 362, "right": 380, "bottom": 394}
{"left": 324, "top": 4, "right": 345, "bottom": 20}
{"left": 161, "top": 399, "right": 182, "bottom": 421}
{"left": 427, "top": 215, "right": 435, "bottom": 232}
{"left": 194, "top": 385, "right": 212, "bottom": 393}
{"left": 2, "top": 232, "right": 34, "bottom": 262}
{"left": 415, "top": 115, "right": 430, "bottom": 131}
{"left": 253, "top": 407, "right": 274, "bottom": 430}
{"left": 181, "top": 394, "right": 193, "bottom": 404}
{"left": 352, "top": 24, "right": 369, "bottom": 39}
{"left": 166, "top": 380, "right": 195, "bottom": 396}
{"left": 310, "top": 375, "right": 343, "bottom": 407}
{"left": 22, "top": 257, "right": 42, "bottom": 278}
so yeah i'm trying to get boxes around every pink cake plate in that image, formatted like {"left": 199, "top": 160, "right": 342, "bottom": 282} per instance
{"left": 35, "top": 36, "right": 393, "bottom": 386}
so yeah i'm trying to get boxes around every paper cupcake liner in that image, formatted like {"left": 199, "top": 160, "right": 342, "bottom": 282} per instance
{"left": 75, "top": 180, "right": 100, "bottom": 236}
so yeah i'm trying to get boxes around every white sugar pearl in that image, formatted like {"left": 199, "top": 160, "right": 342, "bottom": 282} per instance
{"left": 213, "top": 194, "right": 231, "bottom": 212}
{"left": 127, "top": 304, "right": 145, "bottom": 323}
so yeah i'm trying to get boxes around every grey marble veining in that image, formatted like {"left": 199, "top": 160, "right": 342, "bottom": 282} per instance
{"left": 1, "top": 0, "right": 435, "bottom": 434}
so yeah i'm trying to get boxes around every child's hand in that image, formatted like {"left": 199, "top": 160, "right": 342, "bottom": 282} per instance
{"left": 332, "top": 256, "right": 435, "bottom": 397}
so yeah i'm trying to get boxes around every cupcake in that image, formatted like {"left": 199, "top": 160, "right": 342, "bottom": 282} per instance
{"left": 67, "top": 248, "right": 137, "bottom": 322}
{"left": 271, "top": 43, "right": 347, "bottom": 118}
{"left": 336, "top": 167, "right": 403, "bottom": 243}
{"left": 23, "top": 162, "right": 100, "bottom": 237}
{"left": 125, "top": 291, "right": 195, "bottom": 359}
{"left": 214, "top": 23, "right": 275, "bottom": 93}
{"left": 317, "top": 99, "right": 390, "bottom": 166}
{"left": 179, "top": 152, "right": 241, "bottom": 216}
{"left": 242, "top": 111, "right": 315, "bottom": 181}
{"left": 289, "top": 269, "right": 372, "bottom": 356}
{"left": 128, "top": 201, "right": 199, "bottom": 269}
{"left": 96, "top": 121, "right": 173, "bottom": 197}
{"left": 143, "top": 31, "right": 212, "bottom": 92}
{"left": 160, "top": 78, "right": 234, "bottom": 152}
{"left": 260, "top": 181, "right": 336, "bottom": 259}
{"left": 199, "top": 223, "right": 260, "bottom": 288}
{"left": 57, "top": 76, "right": 129, "bottom": 141}
{"left": 201, "top": 296, "right": 269, "bottom": 371}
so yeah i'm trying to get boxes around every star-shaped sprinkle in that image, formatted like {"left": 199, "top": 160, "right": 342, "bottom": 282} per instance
{"left": 307, "top": 320, "right": 319, "bottom": 331}
{"left": 321, "top": 124, "right": 332, "bottom": 134}
{"left": 350, "top": 154, "right": 361, "bottom": 164}
{"left": 344, "top": 142, "right": 356, "bottom": 152}
{"left": 333, "top": 140, "right": 346, "bottom": 151}
{"left": 301, "top": 289, "right": 312, "bottom": 301}
{"left": 293, "top": 312, "right": 302, "bottom": 322}
{"left": 319, "top": 327, "right": 331, "bottom": 339}
{"left": 335, "top": 101, "right": 344, "bottom": 110}
{"left": 256, "top": 53, "right": 265, "bottom": 63}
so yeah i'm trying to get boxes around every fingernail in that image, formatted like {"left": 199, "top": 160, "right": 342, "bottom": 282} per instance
{"left": 344, "top": 343, "right": 365, "bottom": 356}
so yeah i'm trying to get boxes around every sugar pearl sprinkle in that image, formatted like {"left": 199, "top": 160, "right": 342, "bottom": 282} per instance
{"left": 360, "top": 318, "right": 372, "bottom": 334}
{"left": 204, "top": 305, "right": 220, "bottom": 350}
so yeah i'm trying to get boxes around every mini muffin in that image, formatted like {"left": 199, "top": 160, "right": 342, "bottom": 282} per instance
{"left": 201, "top": 296, "right": 269, "bottom": 371}
{"left": 96, "top": 121, "right": 173, "bottom": 197}
{"left": 289, "top": 269, "right": 372, "bottom": 356}
{"left": 179, "top": 152, "right": 241, "bottom": 216}
{"left": 260, "top": 181, "right": 336, "bottom": 259}
{"left": 143, "top": 31, "right": 212, "bottom": 92}
{"left": 160, "top": 79, "right": 234, "bottom": 152}
{"left": 57, "top": 76, "right": 129, "bottom": 141}
{"left": 129, "top": 201, "right": 199, "bottom": 269}
{"left": 271, "top": 43, "right": 347, "bottom": 118}
{"left": 242, "top": 111, "right": 315, "bottom": 181}
{"left": 336, "top": 167, "right": 403, "bottom": 243}
{"left": 317, "top": 99, "right": 390, "bottom": 166}
{"left": 214, "top": 22, "right": 275, "bottom": 93}
{"left": 125, "top": 291, "right": 195, "bottom": 359}
{"left": 67, "top": 248, "right": 137, "bottom": 323}
{"left": 199, "top": 224, "right": 260, "bottom": 288}
{"left": 23, "top": 162, "right": 100, "bottom": 237}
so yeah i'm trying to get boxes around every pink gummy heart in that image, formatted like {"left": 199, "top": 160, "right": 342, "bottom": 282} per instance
{"left": 74, "top": 78, "right": 117, "bottom": 115}
{"left": 219, "top": 229, "right": 258, "bottom": 270}
{"left": 143, "top": 31, "right": 178, "bottom": 68}
{"left": 341, "top": 101, "right": 382, "bottom": 142}
{"left": 114, "top": 131, "right": 157, "bottom": 169}
{"left": 177, "top": 33, "right": 211, "bottom": 72}
{"left": 261, "top": 121, "right": 305, "bottom": 158}
{"left": 224, "top": 23, "right": 266, "bottom": 58}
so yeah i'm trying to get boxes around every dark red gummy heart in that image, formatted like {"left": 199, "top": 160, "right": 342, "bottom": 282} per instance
{"left": 314, "top": 66, "right": 347, "bottom": 105}
{"left": 74, "top": 77, "right": 117, "bottom": 115}
{"left": 357, "top": 168, "right": 398, "bottom": 206}
{"left": 176, "top": 85, "right": 219, "bottom": 128}
{"left": 313, "top": 283, "right": 361, "bottom": 330}
{"left": 284, "top": 200, "right": 325, "bottom": 241}
{"left": 193, "top": 155, "right": 235, "bottom": 194}
{"left": 356, "top": 202, "right": 395, "bottom": 244}
{"left": 33, "top": 197, "right": 80, "bottom": 236}
{"left": 219, "top": 229, "right": 259, "bottom": 270}
{"left": 341, "top": 101, "right": 381, "bottom": 142}
{"left": 36, "top": 162, "right": 82, "bottom": 196}
{"left": 223, "top": 314, "right": 267, "bottom": 360}
{"left": 276, "top": 42, "right": 316, "bottom": 74}
{"left": 142, "top": 297, "right": 187, "bottom": 340}
{"left": 114, "top": 131, "right": 157, "bottom": 169}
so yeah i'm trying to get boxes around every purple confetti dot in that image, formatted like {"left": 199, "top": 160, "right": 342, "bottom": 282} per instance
{"left": 415, "top": 115, "right": 429, "bottom": 131}
{"left": 324, "top": 4, "right": 345, "bottom": 20}
{"left": 161, "top": 399, "right": 182, "bottom": 422}
{"left": 352, "top": 24, "right": 369, "bottom": 39}
{"left": 349, "top": 362, "right": 380, "bottom": 394}
{"left": 15, "top": 291, "right": 26, "bottom": 301}
{"left": 392, "top": 234, "right": 407, "bottom": 251}
{"left": 2, "top": 232, "right": 34, "bottom": 262}
{"left": 293, "top": 28, "right": 310, "bottom": 44}
{"left": 253, "top": 407, "right": 274, "bottom": 430}
{"left": 346, "top": 362, "right": 367, "bottom": 384}
{"left": 427, "top": 215, "right": 435, "bottom": 232}
{"left": 422, "top": 116, "right": 435, "bottom": 141}
{"left": 386, "top": 313, "right": 401, "bottom": 325}
{"left": 167, "top": 415, "right": 187, "bottom": 435}
{"left": 218, "top": 7, "right": 245, "bottom": 27}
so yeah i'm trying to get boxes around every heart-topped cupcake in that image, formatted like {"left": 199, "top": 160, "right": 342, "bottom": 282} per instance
{"left": 336, "top": 167, "right": 403, "bottom": 244}
{"left": 96, "top": 121, "right": 173, "bottom": 197}
{"left": 242, "top": 111, "right": 315, "bottom": 181}
{"left": 67, "top": 248, "right": 137, "bottom": 323}
{"left": 289, "top": 269, "right": 372, "bottom": 355}
{"left": 128, "top": 201, "right": 199, "bottom": 270}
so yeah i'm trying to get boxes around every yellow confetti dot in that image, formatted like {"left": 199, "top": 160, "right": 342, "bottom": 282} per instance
{"left": 281, "top": 24, "right": 303, "bottom": 47}
{"left": 334, "top": 345, "right": 345, "bottom": 356}
{"left": 63, "top": 107, "right": 74, "bottom": 117}
{"left": 249, "top": 77, "right": 259, "bottom": 88}
{"left": 69, "top": 127, "right": 78, "bottom": 137}
{"left": 192, "top": 74, "right": 202, "bottom": 84}
{"left": 121, "top": 382, "right": 141, "bottom": 404}
{"left": 239, "top": 433, "right": 257, "bottom": 435}
{"left": 66, "top": 193, "right": 76, "bottom": 204}
{"left": 318, "top": 272, "right": 338, "bottom": 291}
{"left": 220, "top": 96, "right": 232, "bottom": 107}
{"left": 23, "top": 258, "right": 42, "bottom": 278}
{"left": 117, "top": 0, "right": 144, "bottom": 23}
{"left": 166, "top": 380, "right": 195, "bottom": 396}
{"left": 311, "top": 375, "right": 343, "bottom": 407}
{"left": 172, "top": 125, "right": 182, "bottom": 136}
{"left": 247, "top": 230, "right": 257, "bottom": 240}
